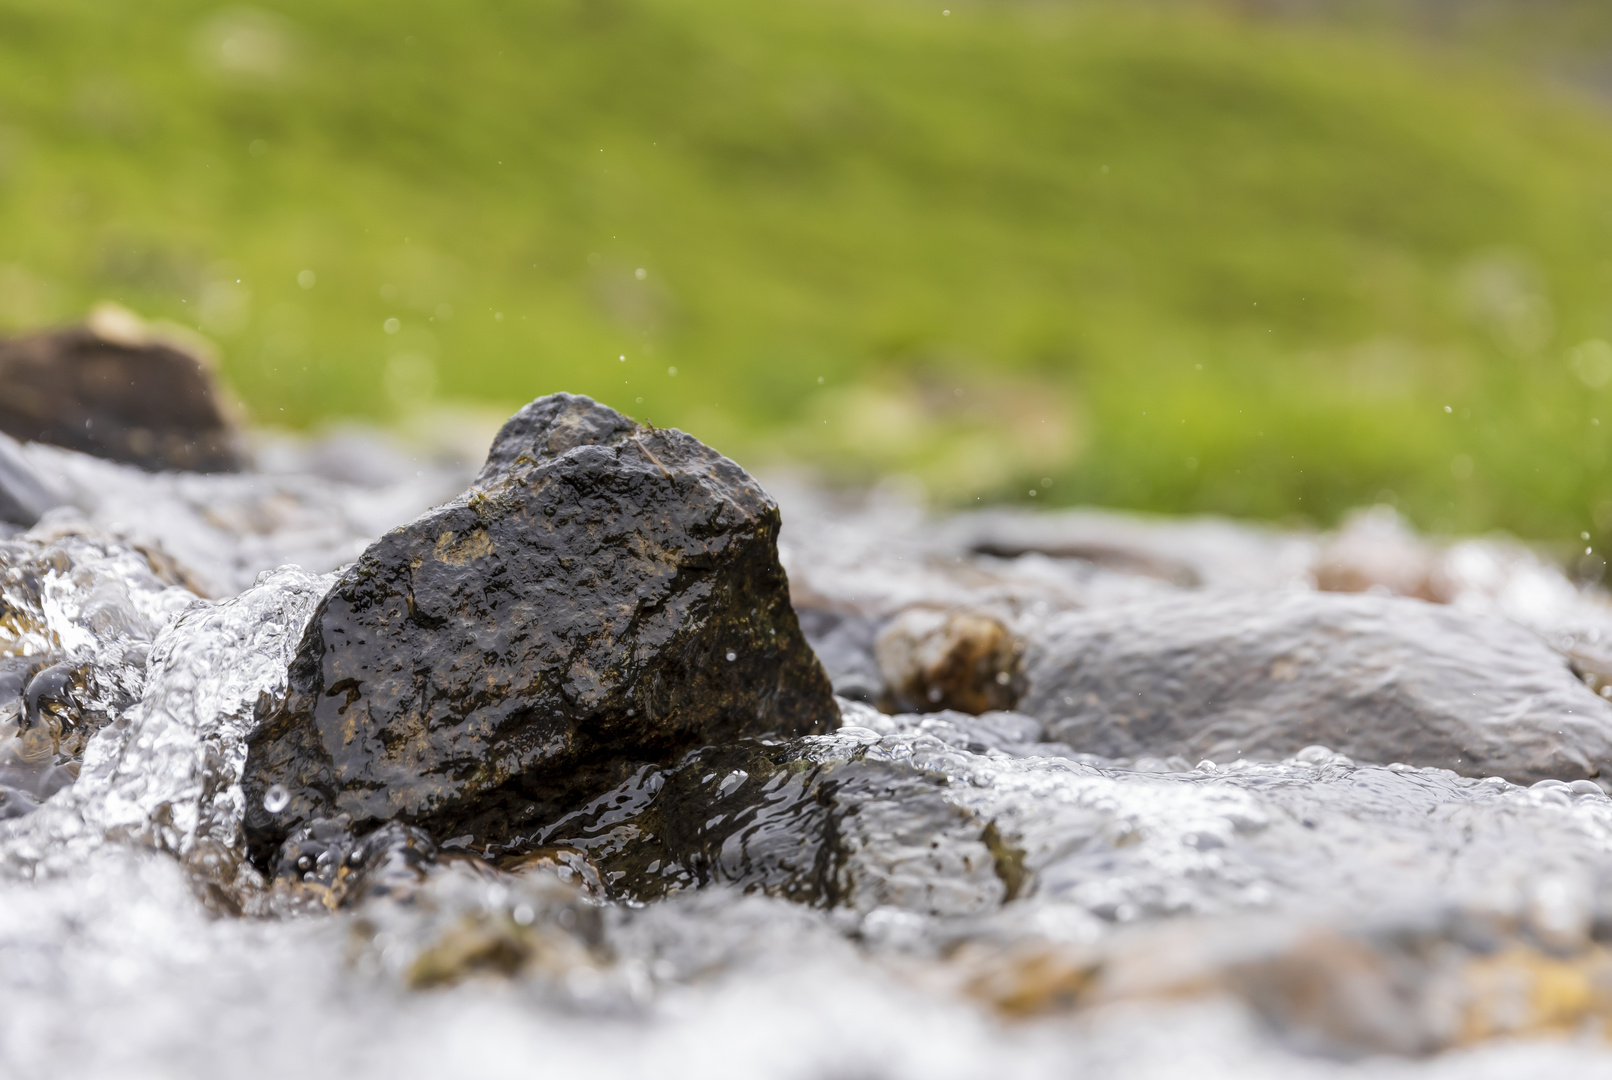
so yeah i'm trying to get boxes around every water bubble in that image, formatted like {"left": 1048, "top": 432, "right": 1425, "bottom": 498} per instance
{"left": 263, "top": 784, "right": 290, "bottom": 813}
{"left": 297, "top": 269, "right": 316, "bottom": 289}
{"left": 1568, "top": 339, "right": 1612, "bottom": 388}
{"left": 725, "top": 651, "right": 736, "bottom": 662}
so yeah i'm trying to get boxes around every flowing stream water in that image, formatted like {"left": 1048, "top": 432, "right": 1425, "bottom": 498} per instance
{"left": 4, "top": 432, "right": 1612, "bottom": 1078}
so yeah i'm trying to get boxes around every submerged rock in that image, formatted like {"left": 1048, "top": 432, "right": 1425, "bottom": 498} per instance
{"left": 1020, "top": 590, "right": 1612, "bottom": 783}
{"left": 960, "top": 906, "right": 1612, "bottom": 1057}
{"left": 243, "top": 394, "right": 837, "bottom": 870}
{"left": 500, "top": 733, "right": 1011, "bottom": 914}
{"left": 0, "top": 309, "right": 244, "bottom": 473}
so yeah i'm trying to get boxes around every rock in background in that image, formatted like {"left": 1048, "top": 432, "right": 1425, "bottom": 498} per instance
{"left": 1018, "top": 590, "right": 1612, "bottom": 784}
{"left": 0, "top": 306, "right": 245, "bottom": 474}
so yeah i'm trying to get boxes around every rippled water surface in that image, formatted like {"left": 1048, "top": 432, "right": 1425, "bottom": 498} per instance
{"left": 5, "top": 438, "right": 1612, "bottom": 1077}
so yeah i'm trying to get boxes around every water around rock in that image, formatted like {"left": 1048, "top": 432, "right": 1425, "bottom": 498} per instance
{"left": 5, "top": 405, "right": 1612, "bottom": 1076}
{"left": 241, "top": 394, "right": 838, "bottom": 873}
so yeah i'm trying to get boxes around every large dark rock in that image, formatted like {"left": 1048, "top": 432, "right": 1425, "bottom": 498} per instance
{"left": 0, "top": 314, "right": 244, "bottom": 473}
{"left": 1019, "top": 590, "right": 1612, "bottom": 783}
{"left": 242, "top": 394, "right": 838, "bottom": 869}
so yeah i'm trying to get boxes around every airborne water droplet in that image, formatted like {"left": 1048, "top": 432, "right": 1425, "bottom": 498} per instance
{"left": 725, "top": 651, "right": 737, "bottom": 662}
{"left": 263, "top": 784, "right": 290, "bottom": 813}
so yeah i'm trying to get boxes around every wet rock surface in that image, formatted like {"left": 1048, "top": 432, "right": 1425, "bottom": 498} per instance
{"left": 0, "top": 310, "right": 245, "bottom": 473}
{"left": 1020, "top": 589, "right": 1612, "bottom": 783}
{"left": 9, "top": 410, "right": 1612, "bottom": 1076}
{"left": 241, "top": 394, "right": 837, "bottom": 870}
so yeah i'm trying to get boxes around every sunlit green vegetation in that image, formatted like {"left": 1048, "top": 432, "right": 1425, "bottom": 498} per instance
{"left": 4, "top": 0, "right": 1612, "bottom": 542}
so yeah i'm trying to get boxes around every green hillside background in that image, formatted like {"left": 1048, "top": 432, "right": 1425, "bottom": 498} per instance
{"left": 6, "top": 0, "right": 1612, "bottom": 545}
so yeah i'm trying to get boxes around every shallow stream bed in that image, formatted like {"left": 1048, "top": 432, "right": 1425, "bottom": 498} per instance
{"left": 5, "top": 429, "right": 1612, "bottom": 1078}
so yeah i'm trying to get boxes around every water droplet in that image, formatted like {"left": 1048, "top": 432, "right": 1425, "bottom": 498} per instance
{"left": 297, "top": 269, "right": 316, "bottom": 289}
{"left": 512, "top": 903, "right": 535, "bottom": 926}
{"left": 383, "top": 317, "right": 400, "bottom": 334}
{"left": 635, "top": 268, "right": 647, "bottom": 280}
{"left": 725, "top": 651, "right": 736, "bottom": 662}
{"left": 263, "top": 784, "right": 290, "bottom": 813}
{"left": 667, "top": 366, "right": 678, "bottom": 376}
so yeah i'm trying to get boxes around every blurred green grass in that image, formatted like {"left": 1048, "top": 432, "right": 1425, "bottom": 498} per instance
{"left": 5, "top": 0, "right": 1612, "bottom": 543}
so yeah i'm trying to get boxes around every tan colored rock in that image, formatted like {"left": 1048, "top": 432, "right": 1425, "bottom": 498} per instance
{"left": 958, "top": 913, "right": 1612, "bottom": 1055}
{"left": 874, "top": 607, "right": 1023, "bottom": 714}
{"left": 1313, "top": 505, "right": 1449, "bottom": 601}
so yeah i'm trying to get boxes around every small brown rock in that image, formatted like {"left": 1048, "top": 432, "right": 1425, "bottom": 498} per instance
{"left": 0, "top": 305, "right": 244, "bottom": 473}
{"left": 875, "top": 607, "right": 1023, "bottom": 714}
